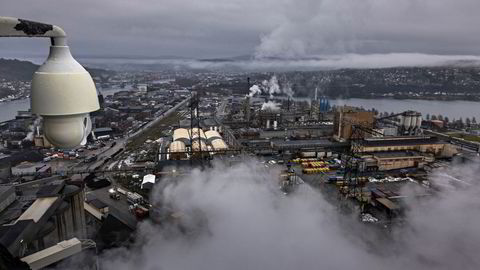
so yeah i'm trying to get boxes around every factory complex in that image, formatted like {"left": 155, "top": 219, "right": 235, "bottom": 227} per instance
{"left": 0, "top": 79, "right": 478, "bottom": 268}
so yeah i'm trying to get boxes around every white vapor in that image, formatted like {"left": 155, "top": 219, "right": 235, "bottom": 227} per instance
{"left": 254, "top": 0, "right": 480, "bottom": 59}
{"left": 23, "top": 117, "right": 41, "bottom": 142}
{"left": 248, "top": 85, "right": 262, "bottom": 97}
{"left": 248, "top": 75, "right": 294, "bottom": 98}
{"left": 261, "top": 100, "right": 280, "bottom": 111}
{"left": 184, "top": 54, "right": 480, "bottom": 71}
{"left": 99, "top": 159, "right": 480, "bottom": 270}
{"left": 87, "top": 53, "right": 480, "bottom": 73}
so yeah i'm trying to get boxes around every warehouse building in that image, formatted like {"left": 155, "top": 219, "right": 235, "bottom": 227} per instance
{"left": 363, "top": 151, "right": 430, "bottom": 171}
{"left": 354, "top": 136, "right": 458, "bottom": 158}
{"left": 168, "top": 128, "right": 230, "bottom": 160}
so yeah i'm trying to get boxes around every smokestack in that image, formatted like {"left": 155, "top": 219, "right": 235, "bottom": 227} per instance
{"left": 315, "top": 87, "right": 318, "bottom": 101}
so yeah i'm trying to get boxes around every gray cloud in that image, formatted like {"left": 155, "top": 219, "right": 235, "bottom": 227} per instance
{"left": 1, "top": 0, "right": 480, "bottom": 61}
{"left": 77, "top": 53, "right": 480, "bottom": 71}
{"left": 97, "top": 159, "right": 480, "bottom": 270}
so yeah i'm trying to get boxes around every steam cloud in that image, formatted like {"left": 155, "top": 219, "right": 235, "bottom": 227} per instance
{"left": 23, "top": 117, "right": 40, "bottom": 142}
{"left": 248, "top": 75, "right": 294, "bottom": 98}
{"left": 261, "top": 100, "right": 280, "bottom": 111}
{"left": 253, "top": 0, "right": 480, "bottom": 59}
{"left": 248, "top": 85, "right": 262, "bottom": 97}
{"left": 99, "top": 159, "right": 480, "bottom": 270}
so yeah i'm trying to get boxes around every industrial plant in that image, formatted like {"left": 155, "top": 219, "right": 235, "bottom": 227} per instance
{"left": 0, "top": 63, "right": 479, "bottom": 268}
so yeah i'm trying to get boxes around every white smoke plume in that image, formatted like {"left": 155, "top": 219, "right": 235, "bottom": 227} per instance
{"left": 253, "top": 0, "right": 480, "bottom": 59}
{"left": 249, "top": 75, "right": 294, "bottom": 98}
{"left": 99, "top": 159, "right": 480, "bottom": 270}
{"left": 261, "top": 100, "right": 280, "bottom": 111}
{"left": 23, "top": 117, "right": 41, "bottom": 141}
{"left": 248, "top": 85, "right": 262, "bottom": 97}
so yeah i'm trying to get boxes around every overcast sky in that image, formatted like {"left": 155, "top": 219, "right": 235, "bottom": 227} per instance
{"left": 1, "top": 0, "right": 480, "bottom": 59}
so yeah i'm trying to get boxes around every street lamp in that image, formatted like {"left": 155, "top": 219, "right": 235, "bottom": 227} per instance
{"left": 0, "top": 17, "right": 99, "bottom": 148}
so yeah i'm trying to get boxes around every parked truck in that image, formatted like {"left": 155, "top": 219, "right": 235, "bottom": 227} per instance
{"left": 126, "top": 192, "right": 143, "bottom": 205}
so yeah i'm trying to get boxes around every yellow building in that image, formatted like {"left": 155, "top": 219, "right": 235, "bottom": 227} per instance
{"left": 354, "top": 136, "right": 456, "bottom": 157}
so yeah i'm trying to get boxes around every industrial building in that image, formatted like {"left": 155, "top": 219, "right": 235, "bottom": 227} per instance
{"left": 168, "top": 127, "right": 230, "bottom": 160}
{"left": 333, "top": 107, "right": 375, "bottom": 141}
{"left": 362, "top": 151, "right": 430, "bottom": 171}
{"left": 354, "top": 136, "right": 458, "bottom": 158}
{"left": 0, "top": 179, "right": 86, "bottom": 258}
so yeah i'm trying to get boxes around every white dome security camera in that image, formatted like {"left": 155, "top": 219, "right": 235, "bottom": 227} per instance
{"left": 0, "top": 17, "right": 100, "bottom": 149}
{"left": 32, "top": 44, "right": 99, "bottom": 148}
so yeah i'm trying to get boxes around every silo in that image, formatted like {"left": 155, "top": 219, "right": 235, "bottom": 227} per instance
{"left": 54, "top": 201, "right": 69, "bottom": 242}
{"left": 403, "top": 114, "right": 412, "bottom": 130}
{"left": 192, "top": 140, "right": 208, "bottom": 156}
{"left": 205, "top": 130, "right": 222, "bottom": 144}
{"left": 62, "top": 184, "right": 86, "bottom": 239}
{"left": 211, "top": 138, "right": 228, "bottom": 153}
{"left": 410, "top": 115, "right": 418, "bottom": 130}
{"left": 398, "top": 115, "right": 404, "bottom": 127}
{"left": 173, "top": 128, "right": 190, "bottom": 145}
{"left": 273, "top": 120, "right": 278, "bottom": 130}
{"left": 190, "top": 128, "right": 207, "bottom": 142}
{"left": 416, "top": 114, "right": 422, "bottom": 128}
{"left": 266, "top": 120, "right": 270, "bottom": 129}
{"left": 169, "top": 141, "right": 187, "bottom": 160}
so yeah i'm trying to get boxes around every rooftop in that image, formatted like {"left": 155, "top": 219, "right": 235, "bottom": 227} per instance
{"left": 372, "top": 151, "right": 424, "bottom": 159}
{"left": 360, "top": 136, "right": 440, "bottom": 147}
{"left": 17, "top": 197, "right": 58, "bottom": 223}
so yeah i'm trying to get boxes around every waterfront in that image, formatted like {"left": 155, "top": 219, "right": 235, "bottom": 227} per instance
{"left": 2, "top": 96, "right": 480, "bottom": 123}
{"left": 331, "top": 98, "right": 480, "bottom": 121}
{"left": 0, "top": 88, "right": 128, "bottom": 122}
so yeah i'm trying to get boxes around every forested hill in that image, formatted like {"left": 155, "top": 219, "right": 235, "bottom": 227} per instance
{"left": 0, "top": 58, "right": 115, "bottom": 81}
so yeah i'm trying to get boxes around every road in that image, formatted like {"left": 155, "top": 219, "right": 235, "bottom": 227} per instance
{"left": 425, "top": 129, "right": 480, "bottom": 152}
{"left": 129, "top": 96, "right": 191, "bottom": 140}
{"left": 216, "top": 98, "right": 228, "bottom": 120}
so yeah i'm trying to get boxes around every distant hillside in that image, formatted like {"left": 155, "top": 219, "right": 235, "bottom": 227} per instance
{"left": 0, "top": 58, "right": 38, "bottom": 81}
{"left": 0, "top": 58, "right": 116, "bottom": 81}
{"left": 281, "top": 67, "right": 480, "bottom": 100}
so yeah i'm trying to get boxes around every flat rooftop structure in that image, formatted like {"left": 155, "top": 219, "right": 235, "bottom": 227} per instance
{"left": 17, "top": 197, "right": 58, "bottom": 223}
{"left": 360, "top": 136, "right": 441, "bottom": 147}
{"left": 372, "top": 151, "right": 424, "bottom": 159}
{"left": 376, "top": 198, "right": 400, "bottom": 211}
{"left": 21, "top": 238, "right": 82, "bottom": 270}
{"left": 93, "top": 127, "right": 113, "bottom": 133}
{"left": 0, "top": 185, "right": 15, "bottom": 213}
{"left": 271, "top": 139, "right": 349, "bottom": 150}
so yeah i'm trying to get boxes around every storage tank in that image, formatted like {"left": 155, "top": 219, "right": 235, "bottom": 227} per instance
{"left": 59, "top": 185, "right": 86, "bottom": 240}
{"left": 266, "top": 120, "right": 270, "bottom": 129}
{"left": 273, "top": 120, "right": 278, "bottom": 130}
{"left": 192, "top": 140, "right": 208, "bottom": 153}
{"left": 416, "top": 114, "right": 422, "bottom": 128}
{"left": 211, "top": 138, "right": 228, "bottom": 152}
{"left": 403, "top": 114, "right": 412, "bottom": 130}
{"left": 169, "top": 141, "right": 187, "bottom": 160}
{"left": 173, "top": 128, "right": 190, "bottom": 144}
{"left": 409, "top": 115, "right": 417, "bottom": 130}
{"left": 190, "top": 128, "right": 207, "bottom": 141}
{"left": 205, "top": 130, "right": 222, "bottom": 143}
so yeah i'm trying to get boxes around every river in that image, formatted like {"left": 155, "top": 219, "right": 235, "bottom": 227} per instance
{"left": 0, "top": 88, "right": 128, "bottom": 122}
{"left": 330, "top": 98, "right": 480, "bottom": 121}
{"left": 1, "top": 95, "right": 480, "bottom": 122}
